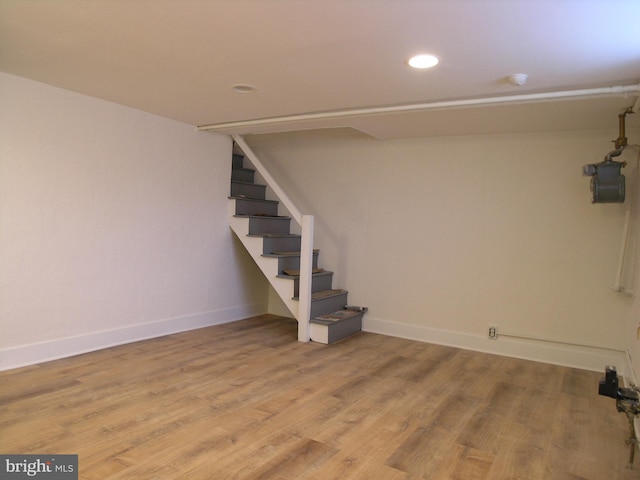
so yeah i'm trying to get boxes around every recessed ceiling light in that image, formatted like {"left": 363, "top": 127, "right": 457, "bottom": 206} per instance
{"left": 408, "top": 54, "right": 439, "bottom": 69}
{"left": 232, "top": 84, "right": 257, "bottom": 94}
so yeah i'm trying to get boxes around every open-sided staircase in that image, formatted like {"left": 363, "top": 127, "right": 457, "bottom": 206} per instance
{"left": 228, "top": 142, "right": 365, "bottom": 344}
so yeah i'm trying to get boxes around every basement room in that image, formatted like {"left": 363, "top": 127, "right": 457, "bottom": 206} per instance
{"left": 1, "top": 1, "right": 640, "bottom": 478}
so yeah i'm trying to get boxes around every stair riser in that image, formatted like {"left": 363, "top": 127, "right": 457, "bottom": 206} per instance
{"left": 310, "top": 312, "right": 363, "bottom": 344}
{"left": 292, "top": 272, "right": 333, "bottom": 297}
{"left": 310, "top": 292, "right": 348, "bottom": 318}
{"left": 262, "top": 236, "right": 301, "bottom": 254}
{"left": 248, "top": 216, "right": 291, "bottom": 234}
{"left": 231, "top": 182, "right": 266, "bottom": 200}
{"left": 231, "top": 168, "right": 255, "bottom": 183}
{"left": 235, "top": 198, "right": 278, "bottom": 217}
{"left": 232, "top": 154, "right": 244, "bottom": 169}
{"left": 276, "top": 254, "right": 319, "bottom": 275}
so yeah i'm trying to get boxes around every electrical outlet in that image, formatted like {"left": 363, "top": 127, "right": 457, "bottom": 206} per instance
{"left": 488, "top": 326, "right": 498, "bottom": 340}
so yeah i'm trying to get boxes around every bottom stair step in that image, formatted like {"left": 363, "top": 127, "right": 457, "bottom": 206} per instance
{"left": 310, "top": 309, "right": 363, "bottom": 344}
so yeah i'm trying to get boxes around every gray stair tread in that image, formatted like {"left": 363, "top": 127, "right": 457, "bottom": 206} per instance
{"left": 232, "top": 166, "right": 255, "bottom": 172}
{"left": 277, "top": 270, "right": 332, "bottom": 279}
{"left": 234, "top": 214, "right": 291, "bottom": 219}
{"left": 293, "top": 289, "right": 347, "bottom": 301}
{"left": 267, "top": 249, "right": 319, "bottom": 256}
{"left": 282, "top": 268, "right": 325, "bottom": 276}
{"left": 263, "top": 252, "right": 319, "bottom": 259}
{"left": 312, "top": 289, "right": 346, "bottom": 300}
{"left": 311, "top": 309, "right": 363, "bottom": 324}
{"left": 248, "top": 233, "right": 300, "bottom": 238}
{"left": 229, "top": 196, "right": 278, "bottom": 204}
{"left": 231, "top": 180, "right": 265, "bottom": 186}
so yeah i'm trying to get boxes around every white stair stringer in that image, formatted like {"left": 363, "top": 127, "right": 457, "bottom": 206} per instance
{"left": 229, "top": 212, "right": 299, "bottom": 319}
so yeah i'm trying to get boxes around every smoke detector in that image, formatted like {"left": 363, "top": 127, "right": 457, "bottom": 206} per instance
{"left": 506, "top": 74, "right": 528, "bottom": 86}
{"left": 232, "top": 84, "right": 257, "bottom": 94}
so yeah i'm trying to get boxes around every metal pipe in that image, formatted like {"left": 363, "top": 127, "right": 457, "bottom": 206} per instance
{"left": 628, "top": 412, "right": 639, "bottom": 469}
{"left": 496, "top": 330, "right": 626, "bottom": 353}
{"left": 198, "top": 83, "right": 640, "bottom": 132}
{"left": 615, "top": 108, "right": 632, "bottom": 149}
{"left": 605, "top": 147, "right": 625, "bottom": 162}
{"left": 613, "top": 195, "right": 632, "bottom": 292}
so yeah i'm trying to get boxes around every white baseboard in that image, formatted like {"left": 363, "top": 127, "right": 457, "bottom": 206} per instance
{"left": 3, "top": 308, "right": 629, "bottom": 378}
{"left": 363, "top": 315, "right": 627, "bottom": 373}
{"left": 0, "top": 303, "right": 266, "bottom": 372}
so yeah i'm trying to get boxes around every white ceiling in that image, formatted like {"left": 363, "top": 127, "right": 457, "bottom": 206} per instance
{"left": 1, "top": 0, "right": 639, "bottom": 140}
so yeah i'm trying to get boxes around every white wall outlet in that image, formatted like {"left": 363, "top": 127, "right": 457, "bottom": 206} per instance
{"left": 488, "top": 326, "right": 498, "bottom": 340}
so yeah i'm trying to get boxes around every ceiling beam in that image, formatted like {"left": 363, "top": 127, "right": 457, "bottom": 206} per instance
{"left": 197, "top": 84, "right": 640, "bottom": 134}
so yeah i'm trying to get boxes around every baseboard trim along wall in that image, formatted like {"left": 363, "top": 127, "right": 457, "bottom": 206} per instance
{"left": 0, "top": 303, "right": 267, "bottom": 372}
{"left": 3, "top": 308, "right": 631, "bottom": 379}
{"left": 363, "top": 316, "right": 628, "bottom": 376}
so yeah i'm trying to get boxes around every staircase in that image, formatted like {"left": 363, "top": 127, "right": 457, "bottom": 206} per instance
{"left": 228, "top": 137, "right": 365, "bottom": 344}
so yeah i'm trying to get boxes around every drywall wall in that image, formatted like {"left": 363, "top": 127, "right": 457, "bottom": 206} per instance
{"left": 623, "top": 108, "right": 640, "bottom": 380}
{"left": 247, "top": 127, "right": 636, "bottom": 370}
{"left": 623, "top": 141, "right": 640, "bottom": 383}
{"left": 0, "top": 72, "right": 268, "bottom": 370}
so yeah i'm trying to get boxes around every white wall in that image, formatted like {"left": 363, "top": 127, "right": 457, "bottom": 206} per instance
{"left": 0, "top": 72, "right": 268, "bottom": 370}
{"left": 248, "top": 127, "right": 638, "bottom": 371}
{"left": 624, "top": 139, "right": 640, "bottom": 382}
{"left": 621, "top": 106, "right": 640, "bottom": 382}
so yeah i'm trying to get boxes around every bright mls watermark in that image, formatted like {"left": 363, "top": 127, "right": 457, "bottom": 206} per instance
{"left": 1, "top": 455, "right": 77, "bottom": 479}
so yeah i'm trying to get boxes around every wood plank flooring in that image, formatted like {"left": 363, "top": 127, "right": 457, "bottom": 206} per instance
{"left": 1, "top": 314, "right": 639, "bottom": 479}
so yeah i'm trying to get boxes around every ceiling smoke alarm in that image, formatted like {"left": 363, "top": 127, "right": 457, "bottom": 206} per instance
{"left": 507, "top": 74, "right": 528, "bottom": 86}
{"left": 232, "top": 84, "right": 257, "bottom": 94}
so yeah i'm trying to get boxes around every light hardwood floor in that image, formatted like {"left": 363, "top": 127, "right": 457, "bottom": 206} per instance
{"left": 1, "top": 314, "right": 638, "bottom": 479}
